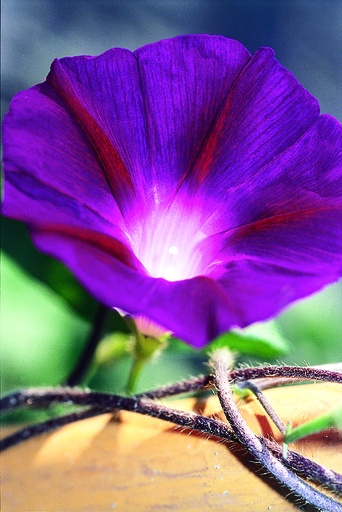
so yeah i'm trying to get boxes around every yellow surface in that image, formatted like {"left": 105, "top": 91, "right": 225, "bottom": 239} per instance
{"left": 1, "top": 383, "right": 341, "bottom": 511}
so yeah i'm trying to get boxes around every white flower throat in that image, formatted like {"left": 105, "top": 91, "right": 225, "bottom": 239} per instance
{"left": 135, "top": 207, "right": 206, "bottom": 281}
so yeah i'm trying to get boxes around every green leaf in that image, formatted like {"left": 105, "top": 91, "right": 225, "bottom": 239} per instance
{"left": 165, "top": 336, "right": 196, "bottom": 354}
{"left": 1, "top": 219, "right": 131, "bottom": 333}
{"left": 279, "top": 282, "right": 342, "bottom": 365}
{"left": 285, "top": 404, "right": 342, "bottom": 444}
{"left": 205, "top": 320, "right": 290, "bottom": 359}
{"left": 1, "top": 251, "right": 89, "bottom": 391}
{"left": 2, "top": 218, "right": 98, "bottom": 319}
{"left": 95, "top": 332, "right": 131, "bottom": 366}
{"left": 232, "top": 384, "right": 254, "bottom": 399}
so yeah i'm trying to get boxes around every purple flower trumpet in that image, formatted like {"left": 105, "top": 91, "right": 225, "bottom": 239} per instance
{"left": 2, "top": 35, "right": 342, "bottom": 347}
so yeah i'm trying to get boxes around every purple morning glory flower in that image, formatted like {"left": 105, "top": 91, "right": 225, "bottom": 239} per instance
{"left": 2, "top": 35, "right": 342, "bottom": 348}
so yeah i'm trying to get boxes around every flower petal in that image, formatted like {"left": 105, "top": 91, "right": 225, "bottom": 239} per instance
{"left": 182, "top": 47, "right": 320, "bottom": 199}
{"left": 30, "top": 202, "right": 342, "bottom": 349}
{"left": 2, "top": 83, "right": 125, "bottom": 240}
{"left": 46, "top": 49, "right": 149, "bottom": 218}
{"left": 192, "top": 114, "right": 342, "bottom": 242}
{"left": 216, "top": 256, "right": 342, "bottom": 331}
{"left": 226, "top": 207, "right": 342, "bottom": 275}
{"left": 2, "top": 35, "right": 342, "bottom": 349}
{"left": 2, "top": 36, "right": 248, "bottom": 268}
{"left": 5, "top": 36, "right": 250, "bottom": 234}
{"left": 133, "top": 35, "right": 250, "bottom": 205}
{"left": 30, "top": 227, "right": 240, "bottom": 347}
{"left": 48, "top": 36, "right": 251, "bottom": 210}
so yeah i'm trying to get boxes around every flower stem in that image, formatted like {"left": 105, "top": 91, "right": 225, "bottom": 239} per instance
{"left": 126, "top": 357, "right": 147, "bottom": 395}
{"left": 125, "top": 319, "right": 167, "bottom": 394}
{"left": 238, "top": 380, "right": 287, "bottom": 435}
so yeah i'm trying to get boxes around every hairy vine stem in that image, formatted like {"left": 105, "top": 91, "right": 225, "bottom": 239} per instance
{"left": 211, "top": 349, "right": 342, "bottom": 511}
{"left": 1, "top": 360, "right": 341, "bottom": 509}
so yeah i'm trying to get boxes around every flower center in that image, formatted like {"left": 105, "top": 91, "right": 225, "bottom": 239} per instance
{"left": 134, "top": 206, "right": 206, "bottom": 281}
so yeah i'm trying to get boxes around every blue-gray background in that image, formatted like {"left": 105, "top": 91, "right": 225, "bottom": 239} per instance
{"left": 2, "top": 0, "right": 342, "bottom": 120}
{"left": 1, "top": 0, "right": 341, "bottom": 394}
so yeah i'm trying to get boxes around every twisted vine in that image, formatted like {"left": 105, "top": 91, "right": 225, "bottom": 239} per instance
{"left": 1, "top": 356, "right": 341, "bottom": 511}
